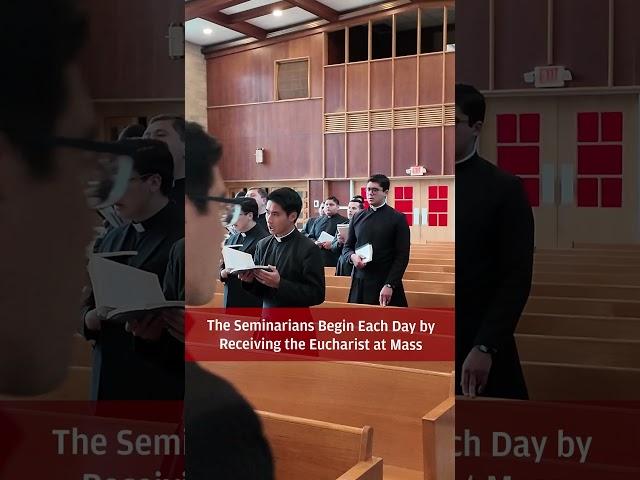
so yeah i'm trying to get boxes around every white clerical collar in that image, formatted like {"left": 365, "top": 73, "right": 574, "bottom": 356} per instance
{"left": 241, "top": 232, "right": 246, "bottom": 238}
{"left": 456, "top": 138, "right": 479, "bottom": 165}
{"left": 275, "top": 227, "right": 296, "bottom": 242}
{"left": 132, "top": 223, "right": 145, "bottom": 232}
{"left": 370, "top": 199, "right": 387, "bottom": 211}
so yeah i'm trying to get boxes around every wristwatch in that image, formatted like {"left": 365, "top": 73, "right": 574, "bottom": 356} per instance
{"left": 384, "top": 283, "right": 393, "bottom": 289}
{"left": 475, "top": 345, "right": 496, "bottom": 354}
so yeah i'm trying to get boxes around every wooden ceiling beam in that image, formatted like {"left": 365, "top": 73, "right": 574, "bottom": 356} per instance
{"left": 201, "top": 11, "right": 269, "bottom": 40}
{"left": 185, "top": 0, "right": 247, "bottom": 21}
{"left": 227, "top": 1, "right": 295, "bottom": 23}
{"left": 286, "top": 0, "right": 339, "bottom": 22}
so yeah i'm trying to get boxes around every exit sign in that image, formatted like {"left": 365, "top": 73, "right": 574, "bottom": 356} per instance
{"left": 524, "top": 66, "right": 572, "bottom": 88}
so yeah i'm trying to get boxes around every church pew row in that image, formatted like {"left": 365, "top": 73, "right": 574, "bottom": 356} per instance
{"left": 537, "top": 247, "right": 640, "bottom": 257}
{"left": 534, "top": 262, "right": 640, "bottom": 274}
{"left": 515, "top": 334, "right": 640, "bottom": 369}
{"left": 532, "top": 271, "right": 640, "bottom": 286}
{"left": 530, "top": 282, "right": 640, "bottom": 301}
{"left": 257, "top": 410, "right": 382, "bottom": 480}
{"left": 524, "top": 295, "right": 640, "bottom": 318}
{"left": 325, "top": 276, "right": 454, "bottom": 294}
{"left": 522, "top": 361, "right": 640, "bottom": 401}
{"left": 201, "top": 360, "right": 453, "bottom": 476}
{"left": 422, "top": 397, "right": 454, "bottom": 480}
{"left": 518, "top": 312, "right": 640, "bottom": 339}
{"left": 324, "top": 287, "right": 454, "bottom": 308}
{"left": 572, "top": 241, "right": 640, "bottom": 250}
{"left": 534, "top": 254, "right": 640, "bottom": 266}
{"left": 324, "top": 268, "right": 455, "bottom": 283}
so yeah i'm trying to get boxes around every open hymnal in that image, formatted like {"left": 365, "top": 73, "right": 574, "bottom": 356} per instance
{"left": 87, "top": 256, "right": 183, "bottom": 320}
{"left": 317, "top": 231, "right": 335, "bottom": 243}
{"left": 355, "top": 243, "right": 373, "bottom": 263}
{"left": 336, "top": 224, "right": 349, "bottom": 241}
{"left": 222, "top": 246, "right": 271, "bottom": 273}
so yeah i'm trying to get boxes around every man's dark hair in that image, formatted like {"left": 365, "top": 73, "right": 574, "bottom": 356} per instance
{"left": 349, "top": 197, "right": 365, "bottom": 209}
{"left": 119, "top": 139, "right": 174, "bottom": 196}
{"left": 268, "top": 187, "right": 302, "bottom": 221}
{"left": 118, "top": 124, "right": 146, "bottom": 140}
{"left": 240, "top": 197, "right": 259, "bottom": 220}
{"left": 456, "top": 84, "right": 486, "bottom": 126}
{"left": 352, "top": 195, "right": 364, "bottom": 201}
{"left": 1, "top": 0, "right": 87, "bottom": 178}
{"left": 367, "top": 174, "right": 390, "bottom": 192}
{"left": 148, "top": 114, "right": 186, "bottom": 142}
{"left": 234, "top": 190, "right": 246, "bottom": 198}
{"left": 185, "top": 122, "right": 222, "bottom": 214}
{"left": 248, "top": 187, "right": 268, "bottom": 200}
{"left": 325, "top": 196, "right": 340, "bottom": 205}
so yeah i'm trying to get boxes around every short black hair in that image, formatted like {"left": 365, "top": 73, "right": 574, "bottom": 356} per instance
{"left": 456, "top": 84, "right": 486, "bottom": 126}
{"left": 234, "top": 190, "right": 246, "bottom": 198}
{"left": 119, "top": 138, "right": 174, "bottom": 196}
{"left": 325, "top": 196, "right": 340, "bottom": 205}
{"left": 240, "top": 197, "right": 259, "bottom": 220}
{"left": 1, "top": 0, "right": 88, "bottom": 178}
{"left": 268, "top": 187, "right": 302, "bottom": 221}
{"left": 118, "top": 124, "right": 146, "bottom": 140}
{"left": 185, "top": 122, "right": 222, "bottom": 214}
{"left": 148, "top": 115, "right": 186, "bottom": 142}
{"left": 349, "top": 197, "right": 365, "bottom": 209}
{"left": 367, "top": 174, "right": 390, "bottom": 192}
{"left": 247, "top": 187, "right": 268, "bottom": 200}
{"left": 352, "top": 195, "right": 364, "bottom": 201}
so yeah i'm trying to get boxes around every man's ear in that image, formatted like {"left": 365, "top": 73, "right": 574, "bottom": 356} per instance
{"left": 288, "top": 211, "right": 299, "bottom": 223}
{"left": 147, "top": 173, "right": 163, "bottom": 192}
{"left": 472, "top": 120, "right": 484, "bottom": 136}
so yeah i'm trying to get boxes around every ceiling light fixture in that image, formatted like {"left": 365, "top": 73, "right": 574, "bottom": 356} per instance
{"left": 273, "top": 9, "right": 283, "bottom": 17}
{"left": 203, "top": 28, "right": 213, "bottom": 35}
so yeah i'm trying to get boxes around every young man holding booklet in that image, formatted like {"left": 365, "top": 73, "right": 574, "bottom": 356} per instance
{"left": 305, "top": 196, "right": 348, "bottom": 267}
{"left": 342, "top": 174, "right": 411, "bottom": 307}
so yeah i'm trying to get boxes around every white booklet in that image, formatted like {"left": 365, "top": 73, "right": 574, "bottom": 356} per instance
{"left": 336, "top": 224, "right": 349, "bottom": 241}
{"left": 222, "top": 246, "right": 271, "bottom": 273}
{"left": 355, "top": 243, "right": 373, "bottom": 263}
{"left": 317, "top": 231, "right": 335, "bottom": 243}
{"left": 87, "top": 256, "right": 183, "bottom": 320}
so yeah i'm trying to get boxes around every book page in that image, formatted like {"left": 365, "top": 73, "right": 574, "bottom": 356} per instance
{"left": 317, "top": 231, "right": 335, "bottom": 243}
{"left": 355, "top": 243, "right": 373, "bottom": 263}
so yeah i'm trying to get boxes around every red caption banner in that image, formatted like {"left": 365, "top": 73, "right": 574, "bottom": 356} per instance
{"left": 456, "top": 399, "right": 640, "bottom": 479}
{"left": 186, "top": 307, "right": 454, "bottom": 361}
{"left": 0, "top": 401, "right": 183, "bottom": 480}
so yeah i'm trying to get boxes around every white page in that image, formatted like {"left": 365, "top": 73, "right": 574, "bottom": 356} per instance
{"left": 355, "top": 243, "right": 373, "bottom": 263}
{"left": 222, "top": 246, "right": 270, "bottom": 273}
{"left": 94, "top": 251, "right": 138, "bottom": 259}
{"left": 317, "top": 231, "right": 335, "bottom": 243}
{"left": 88, "top": 256, "right": 166, "bottom": 310}
{"left": 336, "top": 224, "right": 349, "bottom": 240}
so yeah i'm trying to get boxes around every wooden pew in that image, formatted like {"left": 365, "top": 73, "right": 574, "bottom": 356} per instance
{"left": 573, "top": 241, "right": 640, "bottom": 250}
{"left": 422, "top": 397, "right": 454, "bottom": 480}
{"left": 406, "top": 258, "right": 454, "bottom": 266}
{"left": 534, "top": 262, "right": 640, "bottom": 274}
{"left": 516, "top": 334, "right": 640, "bottom": 369}
{"left": 533, "top": 271, "right": 640, "bottom": 286}
{"left": 202, "top": 360, "right": 452, "bottom": 476}
{"left": 324, "top": 268, "right": 455, "bottom": 283}
{"left": 525, "top": 295, "right": 640, "bottom": 317}
{"left": 522, "top": 361, "right": 640, "bottom": 400}
{"left": 531, "top": 282, "right": 640, "bottom": 301}
{"left": 258, "top": 411, "right": 382, "bottom": 480}
{"left": 518, "top": 312, "right": 640, "bottom": 339}
{"left": 324, "top": 276, "right": 454, "bottom": 294}
{"left": 324, "top": 286, "right": 455, "bottom": 308}
{"left": 535, "top": 254, "right": 640, "bottom": 266}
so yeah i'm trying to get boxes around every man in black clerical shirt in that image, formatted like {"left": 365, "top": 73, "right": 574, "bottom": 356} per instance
{"left": 302, "top": 201, "right": 326, "bottom": 236}
{"left": 246, "top": 187, "right": 268, "bottom": 231}
{"left": 455, "top": 84, "right": 534, "bottom": 400}
{"left": 307, "top": 196, "right": 348, "bottom": 267}
{"left": 332, "top": 197, "right": 365, "bottom": 276}
{"left": 144, "top": 115, "right": 185, "bottom": 207}
{"left": 239, "top": 188, "right": 325, "bottom": 308}
{"left": 342, "top": 174, "right": 410, "bottom": 307}
{"left": 220, "top": 198, "right": 269, "bottom": 308}
{"left": 81, "top": 139, "right": 184, "bottom": 400}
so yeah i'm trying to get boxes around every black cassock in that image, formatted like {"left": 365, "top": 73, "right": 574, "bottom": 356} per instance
{"left": 301, "top": 216, "right": 318, "bottom": 237}
{"left": 456, "top": 154, "right": 534, "bottom": 399}
{"left": 307, "top": 214, "right": 348, "bottom": 267}
{"left": 342, "top": 204, "right": 410, "bottom": 306}
{"left": 242, "top": 229, "right": 325, "bottom": 308}
{"left": 221, "top": 224, "right": 269, "bottom": 308}
{"left": 331, "top": 235, "right": 352, "bottom": 276}
{"left": 256, "top": 213, "right": 267, "bottom": 232}
{"left": 81, "top": 202, "right": 184, "bottom": 400}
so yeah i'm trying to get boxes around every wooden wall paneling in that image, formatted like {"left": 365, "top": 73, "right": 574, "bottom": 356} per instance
{"left": 347, "top": 63, "right": 369, "bottom": 112}
{"left": 394, "top": 56, "right": 418, "bottom": 108}
{"left": 327, "top": 181, "right": 351, "bottom": 206}
{"left": 325, "top": 134, "right": 346, "bottom": 179}
{"left": 309, "top": 180, "right": 325, "bottom": 220}
{"left": 418, "top": 53, "right": 445, "bottom": 107}
{"left": 444, "top": 53, "right": 455, "bottom": 103}
{"left": 347, "top": 132, "right": 369, "bottom": 178}
{"left": 287, "top": 33, "right": 324, "bottom": 98}
{"left": 370, "top": 60, "right": 393, "bottom": 110}
{"left": 613, "top": 0, "right": 640, "bottom": 86}
{"left": 554, "top": 0, "right": 609, "bottom": 87}
{"left": 324, "top": 65, "right": 346, "bottom": 113}
{"left": 418, "top": 127, "right": 444, "bottom": 176}
{"left": 454, "top": 0, "right": 490, "bottom": 89}
{"left": 210, "top": 100, "right": 322, "bottom": 181}
{"left": 443, "top": 125, "right": 455, "bottom": 175}
{"left": 368, "top": 20, "right": 372, "bottom": 177}
{"left": 494, "top": 0, "right": 547, "bottom": 89}
{"left": 370, "top": 130, "right": 392, "bottom": 176}
{"left": 393, "top": 129, "right": 416, "bottom": 177}
{"left": 79, "top": 0, "right": 184, "bottom": 100}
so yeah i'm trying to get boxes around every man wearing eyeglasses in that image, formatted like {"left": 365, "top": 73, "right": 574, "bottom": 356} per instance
{"left": 342, "top": 174, "right": 411, "bottom": 307}
{"left": 220, "top": 198, "right": 269, "bottom": 308}
{"left": 81, "top": 139, "right": 184, "bottom": 400}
